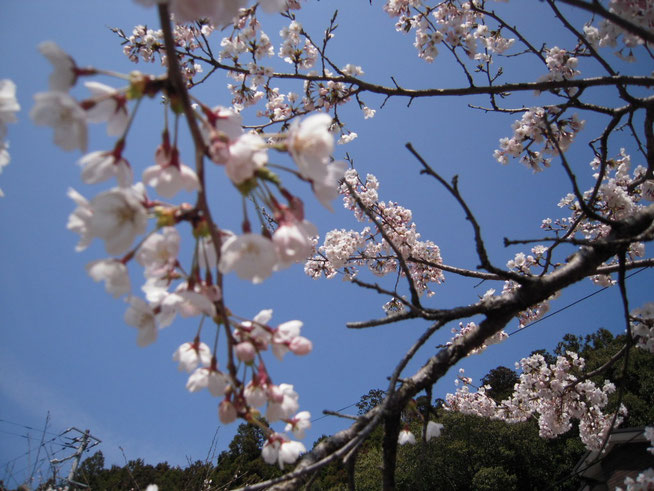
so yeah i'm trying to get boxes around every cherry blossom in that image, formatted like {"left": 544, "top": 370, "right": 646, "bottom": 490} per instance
{"left": 426, "top": 421, "right": 444, "bottom": 441}
{"left": 66, "top": 188, "right": 94, "bottom": 251}
{"left": 262, "top": 434, "right": 306, "bottom": 469}
{"left": 173, "top": 341, "right": 212, "bottom": 372}
{"left": 446, "top": 354, "right": 624, "bottom": 451}
{"left": 38, "top": 41, "right": 78, "bottom": 92}
{"left": 30, "top": 91, "right": 87, "bottom": 152}
{"left": 0, "top": 79, "right": 20, "bottom": 197}
{"left": 143, "top": 0, "right": 251, "bottom": 28}
{"left": 124, "top": 296, "right": 158, "bottom": 347}
{"left": 135, "top": 227, "right": 180, "bottom": 278}
{"left": 271, "top": 320, "right": 312, "bottom": 360}
{"left": 259, "top": 0, "right": 289, "bottom": 13}
{"left": 78, "top": 150, "right": 133, "bottom": 187}
{"left": 266, "top": 383, "right": 299, "bottom": 422}
{"left": 398, "top": 429, "right": 416, "bottom": 445}
{"left": 143, "top": 141, "right": 199, "bottom": 198}
{"left": 186, "top": 366, "right": 230, "bottom": 396}
{"left": 273, "top": 219, "right": 318, "bottom": 268}
{"left": 284, "top": 411, "right": 311, "bottom": 439}
{"left": 86, "top": 259, "right": 131, "bottom": 298}
{"left": 219, "top": 399, "right": 238, "bottom": 424}
{"left": 83, "top": 82, "right": 129, "bottom": 137}
{"left": 631, "top": 302, "right": 654, "bottom": 353}
{"left": 218, "top": 233, "right": 278, "bottom": 283}
{"left": 205, "top": 106, "right": 243, "bottom": 164}
{"left": 287, "top": 113, "right": 334, "bottom": 181}
{"left": 88, "top": 187, "right": 148, "bottom": 255}
{"left": 157, "top": 286, "right": 218, "bottom": 327}
{"left": 0, "top": 79, "right": 20, "bottom": 139}
{"left": 224, "top": 132, "right": 268, "bottom": 185}
{"left": 244, "top": 381, "right": 267, "bottom": 408}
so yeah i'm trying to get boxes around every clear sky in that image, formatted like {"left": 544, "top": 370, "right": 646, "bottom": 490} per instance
{"left": 1, "top": 0, "right": 652, "bottom": 488}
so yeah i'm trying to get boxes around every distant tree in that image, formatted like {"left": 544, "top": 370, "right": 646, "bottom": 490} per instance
{"left": 213, "top": 423, "right": 284, "bottom": 487}
{"left": 481, "top": 366, "right": 519, "bottom": 402}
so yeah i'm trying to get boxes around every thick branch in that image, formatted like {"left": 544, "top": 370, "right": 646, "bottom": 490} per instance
{"left": 265, "top": 204, "right": 654, "bottom": 490}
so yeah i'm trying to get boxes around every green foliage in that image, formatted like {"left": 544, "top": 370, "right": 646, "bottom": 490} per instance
{"left": 480, "top": 366, "right": 519, "bottom": 401}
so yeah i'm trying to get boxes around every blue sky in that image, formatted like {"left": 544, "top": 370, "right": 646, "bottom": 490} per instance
{"left": 1, "top": 0, "right": 652, "bottom": 487}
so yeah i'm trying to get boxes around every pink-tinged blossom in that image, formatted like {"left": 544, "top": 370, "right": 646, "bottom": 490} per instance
{"left": 158, "top": 285, "right": 217, "bottom": 327}
{"left": 219, "top": 400, "right": 238, "bottom": 424}
{"left": 618, "top": 469, "right": 654, "bottom": 491}
{"left": 398, "top": 429, "right": 416, "bottom": 445}
{"left": 143, "top": 142, "right": 199, "bottom": 198}
{"left": 224, "top": 133, "right": 267, "bottom": 185}
{"left": 38, "top": 41, "right": 78, "bottom": 91}
{"left": 273, "top": 219, "right": 318, "bottom": 268}
{"left": 284, "top": 411, "right": 311, "bottom": 439}
{"left": 205, "top": 106, "right": 243, "bottom": 164}
{"left": 186, "top": 367, "right": 229, "bottom": 396}
{"left": 89, "top": 187, "right": 147, "bottom": 255}
{"left": 124, "top": 296, "right": 158, "bottom": 347}
{"left": 312, "top": 159, "right": 348, "bottom": 211}
{"left": 262, "top": 435, "right": 306, "bottom": 469}
{"left": 84, "top": 82, "right": 129, "bottom": 137}
{"left": 272, "top": 320, "right": 312, "bottom": 360}
{"left": 446, "top": 354, "right": 624, "bottom": 451}
{"left": 236, "top": 309, "right": 274, "bottom": 350}
{"left": 78, "top": 150, "right": 133, "bottom": 187}
{"left": 244, "top": 381, "right": 268, "bottom": 407}
{"left": 287, "top": 113, "right": 334, "bottom": 181}
{"left": 235, "top": 341, "right": 257, "bottom": 363}
{"left": 67, "top": 188, "right": 93, "bottom": 251}
{"left": 86, "top": 259, "right": 131, "bottom": 298}
{"left": 266, "top": 383, "right": 299, "bottom": 422}
{"left": 426, "top": 421, "right": 444, "bottom": 441}
{"left": 173, "top": 341, "right": 212, "bottom": 372}
{"left": 136, "top": 227, "right": 180, "bottom": 278}
{"left": 219, "top": 233, "right": 278, "bottom": 283}
{"left": 30, "top": 91, "right": 87, "bottom": 152}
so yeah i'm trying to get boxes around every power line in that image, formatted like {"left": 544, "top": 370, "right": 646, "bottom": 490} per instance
{"left": 508, "top": 267, "right": 647, "bottom": 336}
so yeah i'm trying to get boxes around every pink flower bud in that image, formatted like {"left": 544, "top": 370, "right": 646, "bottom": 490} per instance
{"left": 235, "top": 341, "right": 256, "bottom": 363}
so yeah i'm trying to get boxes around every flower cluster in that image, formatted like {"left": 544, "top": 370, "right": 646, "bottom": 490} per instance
{"left": 385, "top": 1, "right": 514, "bottom": 63}
{"left": 583, "top": 0, "right": 654, "bottom": 60}
{"left": 446, "top": 353, "right": 625, "bottom": 450}
{"left": 305, "top": 169, "right": 445, "bottom": 300}
{"left": 446, "top": 321, "right": 508, "bottom": 355}
{"left": 28, "top": 35, "right": 360, "bottom": 468}
{"left": 493, "top": 107, "right": 585, "bottom": 171}
{"left": 541, "top": 47, "right": 580, "bottom": 82}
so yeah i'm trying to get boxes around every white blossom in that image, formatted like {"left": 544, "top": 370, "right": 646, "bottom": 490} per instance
{"left": 86, "top": 259, "right": 131, "bottom": 298}
{"left": 89, "top": 187, "right": 148, "bottom": 255}
{"left": 30, "top": 91, "right": 87, "bottom": 152}
{"left": 124, "top": 296, "right": 158, "bottom": 347}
